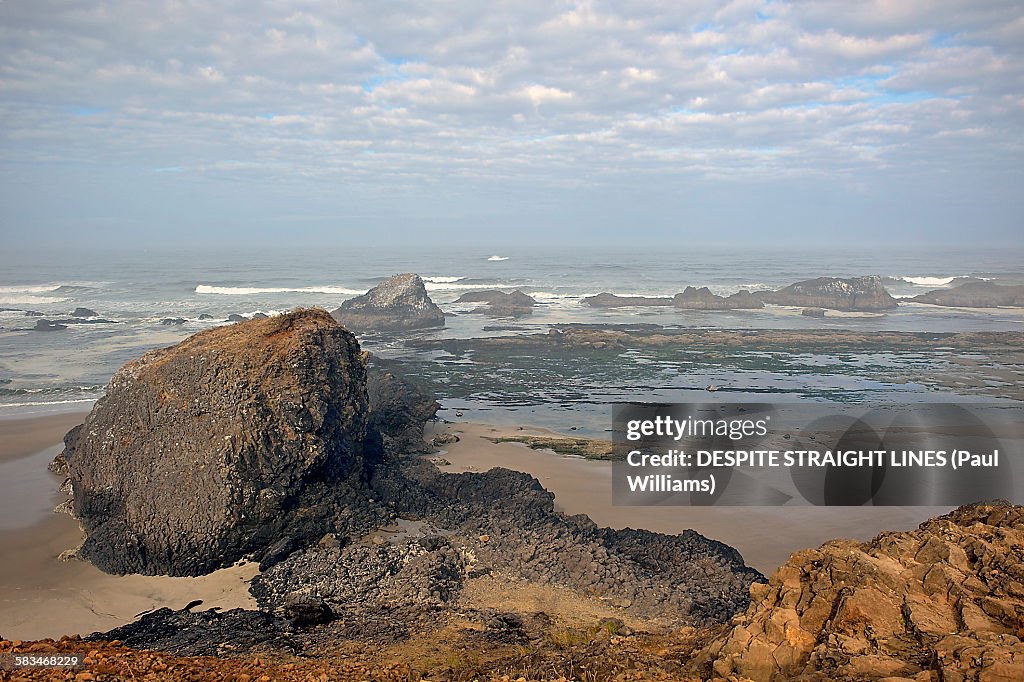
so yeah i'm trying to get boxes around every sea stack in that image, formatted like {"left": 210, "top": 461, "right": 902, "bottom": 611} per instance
{"left": 759, "top": 276, "right": 898, "bottom": 311}
{"left": 454, "top": 290, "right": 537, "bottom": 316}
{"left": 331, "top": 273, "right": 445, "bottom": 332}
{"left": 52, "top": 308, "right": 383, "bottom": 576}
{"left": 909, "top": 281, "right": 1024, "bottom": 307}
{"left": 673, "top": 286, "right": 764, "bottom": 310}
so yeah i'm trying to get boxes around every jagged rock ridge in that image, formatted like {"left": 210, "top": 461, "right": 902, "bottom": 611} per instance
{"left": 700, "top": 503, "right": 1024, "bottom": 681}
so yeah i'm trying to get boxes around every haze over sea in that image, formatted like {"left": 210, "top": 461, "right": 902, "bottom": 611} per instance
{"left": 2, "top": 244, "right": 1022, "bottom": 426}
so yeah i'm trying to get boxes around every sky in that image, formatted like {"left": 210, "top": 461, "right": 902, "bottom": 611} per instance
{"left": 1, "top": 0, "right": 1022, "bottom": 248}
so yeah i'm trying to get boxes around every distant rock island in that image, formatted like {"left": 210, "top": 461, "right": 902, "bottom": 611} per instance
{"left": 910, "top": 280, "right": 1024, "bottom": 307}
{"left": 455, "top": 290, "right": 537, "bottom": 316}
{"left": 331, "top": 273, "right": 445, "bottom": 332}
{"left": 758, "top": 275, "right": 897, "bottom": 311}
{"left": 584, "top": 276, "right": 897, "bottom": 312}
{"left": 674, "top": 286, "right": 764, "bottom": 310}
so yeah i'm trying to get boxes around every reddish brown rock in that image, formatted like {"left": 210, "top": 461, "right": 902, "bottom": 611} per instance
{"left": 699, "top": 503, "right": 1024, "bottom": 681}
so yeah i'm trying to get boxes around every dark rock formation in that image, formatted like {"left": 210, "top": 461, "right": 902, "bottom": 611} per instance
{"left": 909, "top": 281, "right": 1024, "bottom": 307}
{"left": 582, "top": 293, "right": 673, "bottom": 307}
{"left": 758, "top": 276, "right": 897, "bottom": 311}
{"left": 673, "top": 286, "right": 764, "bottom": 310}
{"left": 352, "top": 464, "right": 764, "bottom": 627}
{"left": 160, "top": 317, "right": 186, "bottom": 325}
{"left": 252, "top": 312, "right": 268, "bottom": 320}
{"left": 227, "top": 314, "right": 245, "bottom": 322}
{"left": 698, "top": 503, "right": 1024, "bottom": 682}
{"left": 198, "top": 313, "right": 214, "bottom": 320}
{"left": 456, "top": 290, "right": 536, "bottom": 316}
{"left": 331, "top": 273, "right": 445, "bottom": 332}
{"left": 366, "top": 362, "right": 439, "bottom": 457}
{"left": 89, "top": 605, "right": 295, "bottom": 656}
{"left": 33, "top": 319, "right": 67, "bottom": 331}
{"left": 53, "top": 308, "right": 386, "bottom": 576}
{"left": 72, "top": 307, "right": 99, "bottom": 317}
{"left": 801, "top": 307, "right": 826, "bottom": 318}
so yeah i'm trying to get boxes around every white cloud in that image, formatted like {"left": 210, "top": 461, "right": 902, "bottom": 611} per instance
{"left": 0, "top": 0, "right": 1021, "bottom": 241}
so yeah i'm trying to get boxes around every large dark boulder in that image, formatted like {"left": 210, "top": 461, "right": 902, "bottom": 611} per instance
{"left": 72, "top": 307, "right": 99, "bottom": 317}
{"left": 53, "top": 308, "right": 385, "bottom": 576}
{"left": 582, "top": 293, "right": 673, "bottom": 307}
{"left": 673, "top": 286, "right": 764, "bottom": 310}
{"left": 331, "top": 273, "right": 445, "bottom": 332}
{"left": 909, "top": 281, "right": 1024, "bottom": 307}
{"left": 758, "top": 276, "right": 897, "bottom": 311}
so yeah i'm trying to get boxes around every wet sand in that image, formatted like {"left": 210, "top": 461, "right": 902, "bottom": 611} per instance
{"left": 0, "top": 412, "right": 257, "bottom": 641}
{"left": 436, "top": 422, "right": 952, "bottom": 575}
{"left": 0, "top": 411, "right": 952, "bottom": 640}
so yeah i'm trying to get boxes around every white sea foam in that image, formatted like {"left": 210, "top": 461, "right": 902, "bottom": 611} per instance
{"left": 424, "top": 282, "right": 518, "bottom": 292}
{"left": 422, "top": 276, "right": 465, "bottom": 284}
{"left": 898, "top": 276, "right": 959, "bottom": 287}
{"left": 487, "top": 255, "right": 509, "bottom": 262}
{"left": 0, "top": 398, "right": 98, "bottom": 408}
{"left": 0, "top": 295, "right": 70, "bottom": 305}
{"left": 195, "top": 285, "right": 363, "bottom": 296}
{"left": 0, "top": 284, "right": 62, "bottom": 293}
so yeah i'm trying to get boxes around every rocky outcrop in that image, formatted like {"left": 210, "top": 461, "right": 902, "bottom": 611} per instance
{"left": 910, "top": 281, "right": 1024, "bottom": 308}
{"left": 759, "top": 276, "right": 898, "bottom": 311}
{"left": 357, "top": 464, "right": 765, "bottom": 628}
{"left": 331, "top": 273, "right": 445, "bottom": 332}
{"left": 53, "top": 308, "right": 386, "bottom": 576}
{"left": 72, "top": 307, "right": 99, "bottom": 317}
{"left": 582, "top": 293, "right": 673, "bottom": 307}
{"left": 801, "top": 307, "right": 827, "bottom": 318}
{"left": 673, "top": 286, "right": 764, "bottom": 310}
{"left": 366, "top": 362, "right": 439, "bottom": 456}
{"left": 33, "top": 319, "right": 67, "bottom": 331}
{"left": 699, "top": 503, "right": 1024, "bottom": 682}
{"left": 455, "top": 290, "right": 536, "bottom": 316}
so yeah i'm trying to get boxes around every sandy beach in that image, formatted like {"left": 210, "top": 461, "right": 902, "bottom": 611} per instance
{"left": 0, "top": 412, "right": 258, "bottom": 641}
{"left": 434, "top": 422, "right": 952, "bottom": 575}
{"left": 0, "top": 411, "right": 953, "bottom": 640}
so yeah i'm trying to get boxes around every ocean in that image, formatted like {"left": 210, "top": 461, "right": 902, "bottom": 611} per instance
{"left": 1, "top": 244, "right": 1022, "bottom": 425}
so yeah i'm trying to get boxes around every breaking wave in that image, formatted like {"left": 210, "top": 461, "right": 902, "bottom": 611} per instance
{"left": 195, "top": 285, "right": 363, "bottom": 296}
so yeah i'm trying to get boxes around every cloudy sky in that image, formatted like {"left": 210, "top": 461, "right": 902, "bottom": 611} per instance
{"left": 1, "top": 0, "right": 1022, "bottom": 247}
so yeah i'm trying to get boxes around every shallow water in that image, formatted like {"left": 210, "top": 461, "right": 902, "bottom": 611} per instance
{"left": 1, "top": 244, "right": 1022, "bottom": 415}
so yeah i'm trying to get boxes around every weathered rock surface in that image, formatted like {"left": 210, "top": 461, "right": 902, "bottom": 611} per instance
{"left": 699, "top": 503, "right": 1024, "bottom": 682}
{"left": 910, "top": 281, "right": 1024, "bottom": 308}
{"left": 366, "top": 361, "right": 439, "bottom": 456}
{"left": 673, "top": 286, "right": 764, "bottom": 310}
{"left": 455, "top": 290, "right": 536, "bottom": 316}
{"left": 356, "top": 464, "right": 765, "bottom": 627}
{"left": 53, "top": 308, "right": 386, "bottom": 576}
{"left": 72, "top": 307, "right": 99, "bottom": 317}
{"left": 331, "top": 273, "right": 445, "bottom": 332}
{"left": 801, "top": 307, "right": 827, "bottom": 318}
{"left": 758, "top": 276, "right": 898, "bottom": 311}
{"left": 91, "top": 605, "right": 295, "bottom": 656}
